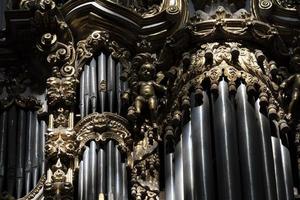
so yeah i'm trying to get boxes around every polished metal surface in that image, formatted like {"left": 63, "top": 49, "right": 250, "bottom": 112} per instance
{"left": 80, "top": 71, "right": 85, "bottom": 118}
{"left": 212, "top": 80, "right": 241, "bottom": 200}
{"left": 121, "top": 162, "right": 128, "bottom": 200}
{"left": 271, "top": 136, "right": 286, "bottom": 200}
{"left": 115, "top": 146, "right": 122, "bottom": 200}
{"left": 281, "top": 144, "right": 294, "bottom": 200}
{"left": 191, "top": 92, "right": 214, "bottom": 200}
{"left": 90, "top": 58, "right": 97, "bottom": 113}
{"left": 78, "top": 161, "right": 84, "bottom": 200}
{"left": 0, "top": 110, "right": 7, "bottom": 192}
{"left": 165, "top": 152, "right": 175, "bottom": 200}
{"left": 182, "top": 121, "right": 195, "bottom": 199}
{"left": 116, "top": 62, "right": 122, "bottom": 114}
{"left": 84, "top": 64, "right": 91, "bottom": 116}
{"left": 88, "top": 141, "right": 97, "bottom": 200}
{"left": 255, "top": 100, "right": 277, "bottom": 200}
{"left": 98, "top": 53, "right": 107, "bottom": 113}
{"left": 32, "top": 111, "right": 39, "bottom": 187}
{"left": 235, "top": 84, "right": 264, "bottom": 200}
{"left": 175, "top": 137, "right": 184, "bottom": 200}
{"left": 97, "top": 146, "right": 106, "bottom": 194}
{"left": 25, "top": 111, "right": 33, "bottom": 193}
{"left": 107, "top": 55, "right": 116, "bottom": 113}
{"left": 107, "top": 140, "right": 116, "bottom": 199}
{"left": 16, "top": 109, "right": 26, "bottom": 198}
{"left": 83, "top": 146, "right": 90, "bottom": 200}
{"left": 7, "top": 105, "right": 17, "bottom": 194}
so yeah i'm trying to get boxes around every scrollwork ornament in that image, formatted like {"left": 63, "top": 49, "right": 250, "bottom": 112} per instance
{"left": 259, "top": 0, "right": 273, "bottom": 9}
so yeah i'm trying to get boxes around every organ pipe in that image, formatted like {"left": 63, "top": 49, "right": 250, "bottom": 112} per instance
{"left": 212, "top": 80, "right": 241, "bottom": 200}
{"left": 90, "top": 58, "right": 97, "bottom": 113}
{"left": 174, "top": 137, "right": 184, "bottom": 200}
{"left": 107, "top": 55, "right": 116, "bottom": 113}
{"left": 98, "top": 53, "right": 107, "bottom": 113}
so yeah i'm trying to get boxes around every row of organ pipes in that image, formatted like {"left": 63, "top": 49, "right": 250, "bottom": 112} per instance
{"left": 0, "top": 103, "right": 46, "bottom": 198}
{"left": 164, "top": 80, "right": 294, "bottom": 200}
{"left": 78, "top": 52, "right": 129, "bottom": 200}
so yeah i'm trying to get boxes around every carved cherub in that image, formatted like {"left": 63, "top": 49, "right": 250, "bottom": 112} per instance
{"left": 280, "top": 74, "right": 300, "bottom": 118}
{"left": 128, "top": 61, "right": 167, "bottom": 122}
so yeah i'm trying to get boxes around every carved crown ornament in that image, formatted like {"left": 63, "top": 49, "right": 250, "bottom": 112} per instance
{"left": 74, "top": 112, "right": 133, "bottom": 165}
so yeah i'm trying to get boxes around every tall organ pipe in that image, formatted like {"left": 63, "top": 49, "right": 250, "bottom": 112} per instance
{"left": 32, "top": 111, "right": 39, "bottom": 186}
{"left": 107, "top": 55, "right": 116, "bottom": 113}
{"left": 25, "top": 110, "right": 33, "bottom": 193}
{"left": 7, "top": 105, "right": 17, "bottom": 194}
{"left": 212, "top": 80, "right": 241, "bottom": 200}
{"left": 174, "top": 137, "right": 184, "bottom": 200}
{"left": 182, "top": 121, "right": 195, "bottom": 199}
{"left": 191, "top": 92, "right": 214, "bottom": 200}
{"left": 80, "top": 70, "right": 85, "bottom": 118}
{"left": 281, "top": 144, "right": 294, "bottom": 200}
{"left": 78, "top": 161, "right": 84, "bottom": 200}
{"left": 98, "top": 53, "right": 107, "bottom": 113}
{"left": 116, "top": 62, "right": 122, "bottom": 114}
{"left": 16, "top": 109, "right": 26, "bottom": 198}
{"left": 107, "top": 140, "right": 116, "bottom": 200}
{"left": 0, "top": 110, "right": 7, "bottom": 192}
{"left": 164, "top": 136, "right": 175, "bottom": 200}
{"left": 84, "top": 65, "right": 90, "bottom": 116}
{"left": 97, "top": 146, "right": 106, "bottom": 195}
{"left": 88, "top": 141, "right": 97, "bottom": 200}
{"left": 39, "top": 120, "right": 47, "bottom": 176}
{"left": 83, "top": 147, "right": 90, "bottom": 200}
{"left": 235, "top": 84, "right": 264, "bottom": 200}
{"left": 89, "top": 59, "right": 97, "bottom": 113}
{"left": 121, "top": 162, "right": 128, "bottom": 200}
{"left": 271, "top": 135, "right": 286, "bottom": 200}
{"left": 255, "top": 100, "right": 277, "bottom": 200}
{"left": 115, "top": 146, "right": 122, "bottom": 200}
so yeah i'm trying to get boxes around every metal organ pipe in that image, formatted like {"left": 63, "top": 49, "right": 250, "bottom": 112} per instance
{"left": 164, "top": 137, "right": 175, "bottom": 200}
{"left": 98, "top": 53, "right": 107, "bottom": 113}
{"left": 88, "top": 141, "right": 97, "bottom": 200}
{"left": 90, "top": 58, "right": 97, "bottom": 113}
{"left": 191, "top": 92, "right": 214, "bottom": 200}
{"left": 25, "top": 110, "right": 33, "bottom": 194}
{"left": 84, "top": 64, "right": 90, "bottom": 116}
{"left": 115, "top": 145, "right": 122, "bottom": 200}
{"left": 174, "top": 137, "right": 184, "bottom": 200}
{"left": 97, "top": 146, "right": 106, "bottom": 195}
{"left": 235, "top": 84, "right": 264, "bottom": 200}
{"left": 255, "top": 100, "right": 277, "bottom": 200}
{"left": 7, "top": 105, "right": 17, "bottom": 195}
{"left": 16, "top": 109, "right": 26, "bottom": 198}
{"left": 280, "top": 145, "right": 294, "bottom": 200}
{"left": 107, "top": 140, "right": 116, "bottom": 200}
{"left": 107, "top": 55, "right": 116, "bottom": 113}
{"left": 212, "top": 80, "right": 241, "bottom": 200}
{"left": 121, "top": 162, "right": 128, "bottom": 200}
{"left": 83, "top": 146, "right": 90, "bottom": 200}
{"left": 80, "top": 70, "right": 85, "bottom": 118}
{"left": 32, "top": 111, "right": 39, "bottom": 187}
{"left": 116, "top": 62, "right": 122, "bottom": 114}
{"left": 0, "top": 110, "right": 7, "bottom": 192}
{"left": 78, "top": 161, "right": 84, "bottom": 200}
{"left": 182, "top": 121, "right": 195, "bottom": 199}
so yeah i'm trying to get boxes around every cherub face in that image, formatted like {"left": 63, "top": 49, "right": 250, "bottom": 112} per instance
{"left": 139, "top": 63, "right": 155, "bottom": 80}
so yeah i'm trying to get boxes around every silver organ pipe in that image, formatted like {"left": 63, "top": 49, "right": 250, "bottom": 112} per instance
{"left": 182, "top": 121, "right": 195, "bottom": 199}
{"left": 235, "top": 84, "right": 265, "bottom": 200}
{"left": 164, "top": 137, "right": 175, "bottom": 200}
{"left": 281, "top": 145, "right": 294, "bottom": 200}
{"left": 0, "top": 110, "right": 7, "bottom": 192}
{"left": 174, "top": 137, "right": 184, "bottom": 200}
{"left": 191, "top": 92, "right": 214, "bottom": 200}
{"left": 212, "top": 80, "right": 241, "bottom": 200}
{"left": 32, "top": 111, "right": 39, "bottom": 187}
{"left": 107, "top": 140, "right": 116, "bottom": 200}
{"left": 107, "top": 55, "right": 116, "bottom": 113}
{"left": 88, "top": 141, "right": 97, "bottom": 200}
{"left": 90, "top": 58, "right": 97, "bottom": 113}
{"left": 115, "top": 145, "right": 122, "bottom": 200}
{"left": 116, "top": 62, "right": 122, "bottom": 114}
{"left": 97, "top": 146, "right": 106, "bottom": 196}
{"left": 121, "top": 162, "right": 128, "bottom": 200}
{"left": 25, "top": 110, "right": 33, "bottom": 194}
{"left": 255, "top": 100, "right": 277, "bottom": 200}
{"left": 7, "top": 105, "right": 17, "bottom": 195}
{"left": 272, "top": 135, "right": 287, "bottom": 200}
{"left": 98, "top": 53, "right": 107, "bottom": 113}
{"left": 78, "top": 161, "right": 84, "bottom": 200}
{"left": 83, "top": 146, "right": 90, "bottom": 200}
{"left": 80, "top": 70, "right": 85, "bottom": 118}
{"left": 84, "top": 64, "right": 90, "bottom": 116}
{"left": 16, "top": 109, "right": 26, "bottom": 198}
